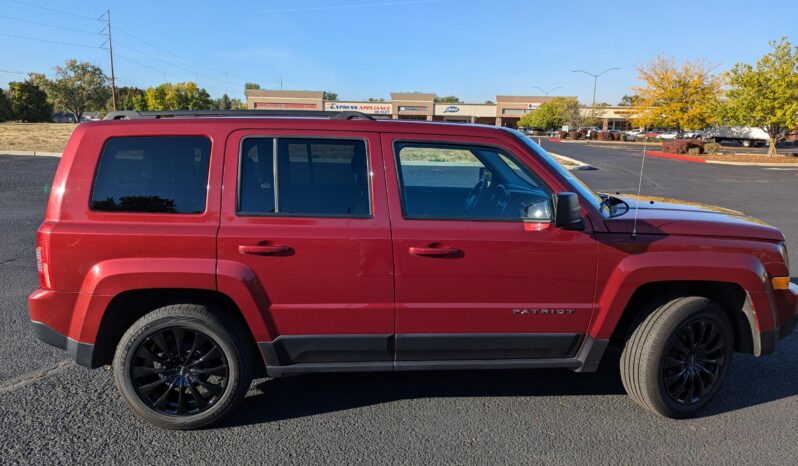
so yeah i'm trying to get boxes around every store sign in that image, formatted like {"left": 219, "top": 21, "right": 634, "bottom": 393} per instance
{"left": 527, "top": 103, "right": 541, "bottom": 110}
{"left": 325, "top": 102, "right": 392, "bottom": 114}
{"left": 254, "top": 102, "right": 318, "bottom": 110}
{"left": 443, "top": 105, "right": 460, "bottom": 113}
{"left": 398, "top": 105, "right": 428, "bottom": 113}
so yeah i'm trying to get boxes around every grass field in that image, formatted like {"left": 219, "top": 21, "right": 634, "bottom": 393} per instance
{"left": 0, "top": 123, "right": 77, "bottom": 153}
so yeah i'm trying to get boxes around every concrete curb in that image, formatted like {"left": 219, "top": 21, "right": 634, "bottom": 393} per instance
{"left": 0, "top": 150, "right": 62, "bottom": 157}
{"left": 548, "top": 152, "right": 595, "bottom": 170}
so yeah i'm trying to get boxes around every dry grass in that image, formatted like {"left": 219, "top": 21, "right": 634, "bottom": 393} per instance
{"left": 0, "top": 123, "right": 77, "bottom": 153}
{"left": 701, "top": 153, "right": 798, "bottom": 163}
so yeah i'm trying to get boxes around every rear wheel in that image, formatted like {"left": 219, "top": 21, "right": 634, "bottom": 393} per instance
{"left": 113, "top": 303, "right": 253, "bottom": 430}
{"left": 620, "top": 296, "right": 733, "bottom": 418}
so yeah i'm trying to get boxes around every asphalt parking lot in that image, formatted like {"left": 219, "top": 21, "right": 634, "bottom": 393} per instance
{"left": 1, "top": 149, "right": 797, "bottom": 464}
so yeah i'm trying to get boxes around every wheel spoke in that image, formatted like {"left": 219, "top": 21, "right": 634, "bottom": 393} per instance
{"left": 173, "top": 328, "right": 186, "bottom": 362}
{"left": 138, "top": 345, "right": 167, "bottom": 364}
{"left": 187, "top": 380, "right": 210, "bottom": 408}
{"left": 665, "top": 369, "right": 686, "bottom": 386}
{"left": 186, "top": 332, "right": 208, "bottom": 364}
{"left": 133, "top": 365, "right": 168, "bottom": 378}
{"left": 193, "top": 377, "right": 224, "bottom": 395}
{"left": 192, "top": 365, "right": 228, "bottom": 376}
{"left": 153, "top": 378, "right": 177, "bottom": 408}
{"left": 188, "top": 345, "right": 221, "bottom": 367}
{"left": 138, "top": 375, "right": 173, "bottom": 396}
{"left": 151, "top": 333, "right": 175, "bottom": 359}
{"left": 176, "top": 385, "right": 187, "bottom": 415}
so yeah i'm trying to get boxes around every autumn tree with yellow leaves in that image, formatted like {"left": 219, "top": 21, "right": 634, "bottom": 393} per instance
{"left": 632, "top": 56, "right": 723, "bottom": 131}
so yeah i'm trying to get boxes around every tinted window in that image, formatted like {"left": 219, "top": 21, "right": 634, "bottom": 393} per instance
{"left": 91, "top": 136, "right": 211, "bottom": 214}
{"left": 395, "top": 142, "right": 552, "bottom": 221}
{"left": 238, "top": 138, "right": 370, "bottom": 217}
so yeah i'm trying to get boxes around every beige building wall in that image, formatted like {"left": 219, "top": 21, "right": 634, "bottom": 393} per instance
{"left": 245, "top": 90, "right": 324, "bottom": 110}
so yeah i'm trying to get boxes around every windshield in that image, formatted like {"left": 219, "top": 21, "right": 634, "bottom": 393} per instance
{"left": 512, "top": 131, "right": 608, "bottom": 216}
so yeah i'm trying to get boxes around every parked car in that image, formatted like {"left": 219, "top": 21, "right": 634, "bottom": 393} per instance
{"left": 583, "top": 126, "right": 601, "bottom": 138}
{"left": 682, "top": 130, "right": 704, "bottom": 139}
{"left": 30, "top": 109, "right": 797, "bottom": 429}
{"left": 659, "top": 131, "right": 680, "bottom": 141}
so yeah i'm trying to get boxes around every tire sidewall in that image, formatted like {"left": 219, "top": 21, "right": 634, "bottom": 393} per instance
{"left": 651, "top": 300, "right": 733, "bottom": 418}
{"left": 113, "top": 313, "right": 244, "bottom": 430}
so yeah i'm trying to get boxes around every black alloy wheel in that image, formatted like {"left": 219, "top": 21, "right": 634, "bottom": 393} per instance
{"left": 130, "top": 327, "right": 229, "bottom": 416}
{"left": 661, "top": 318, "right": 727, "bottom": 406}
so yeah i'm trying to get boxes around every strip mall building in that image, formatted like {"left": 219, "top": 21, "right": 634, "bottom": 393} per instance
{"left": 245, "top": 90, "right": 636, "bottom": 130}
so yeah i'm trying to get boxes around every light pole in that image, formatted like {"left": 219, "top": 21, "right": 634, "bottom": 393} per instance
{"left": 571, "top": 67, "right": 620, "bottom": 110}
{"left": 532, "top": 86, "right": 562, "bottom": 97}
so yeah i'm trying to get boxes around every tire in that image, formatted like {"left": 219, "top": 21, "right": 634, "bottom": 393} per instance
{"left": 113, "top": 303, "right": 254, "bottom": 430}
{"left": 620, "top": 296, "right": 733, "bottom": 419}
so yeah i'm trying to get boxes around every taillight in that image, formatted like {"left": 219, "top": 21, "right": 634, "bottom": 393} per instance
{"left": 36, "top": 243, "right": 52, "bottom": 289}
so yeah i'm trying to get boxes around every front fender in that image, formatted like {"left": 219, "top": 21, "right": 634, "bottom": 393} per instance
{"left": 590, "top": 251, "right": 775, "bottom": 341}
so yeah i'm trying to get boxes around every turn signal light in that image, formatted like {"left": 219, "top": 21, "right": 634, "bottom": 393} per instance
{"left": 772, "top": 277, "right": 791, "bottom": 290}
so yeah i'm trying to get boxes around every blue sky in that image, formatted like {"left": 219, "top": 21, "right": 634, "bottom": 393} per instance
{"left": 1, "top": 0, "right": 794, "bottom": 104}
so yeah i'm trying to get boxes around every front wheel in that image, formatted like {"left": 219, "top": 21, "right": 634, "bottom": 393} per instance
{"left": 620, "top": 296, "right": 733, "bottom": 418}
{"left": 113, "top": 303, "right": 254, "bottom": 430}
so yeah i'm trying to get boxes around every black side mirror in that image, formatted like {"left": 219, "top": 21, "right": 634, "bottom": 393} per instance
{"left": 555, "top": 192, "right": 585, "bottom": 230}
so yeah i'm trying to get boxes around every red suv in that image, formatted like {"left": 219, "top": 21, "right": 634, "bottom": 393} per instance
{"left": 29, "top": 110, "right": 797, "bottom": 429}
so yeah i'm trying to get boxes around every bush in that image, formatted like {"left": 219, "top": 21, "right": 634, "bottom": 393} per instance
{"left": 662, "top": 139, "right": 704, "bottom": 155}
{"left": 619, "top": 133, "right": 628, "bottom": 142}
{"left": 557, "top": 130, "right": 568, "bottom": 139}
{"left": 703, "top": 142, "right": 721, "bottom": 154}
{"left": 569, "top": 130, "right": 584, "bottom": 140}
{"left": 597, "top": 131, "right": 611, "bottom": 141}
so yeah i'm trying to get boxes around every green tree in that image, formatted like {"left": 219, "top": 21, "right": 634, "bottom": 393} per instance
{"left": 518, "top": 97, "right": 579, "bottom": 131}
{"left": 145, "top": 82, "right": 213, "bottom": 110}
{"left": 434, "top": 95, "right": 461, "bottom": 103}
{"left": 323, "top": 91, "right": 338, "bottom": 101}
{"left": 230, "top": 97, "right": 244, "bottom": 109}
{"left": 632, "top": 55, "right": 722, "bottom": 131}
{"left": 36, "top": 59, "right": 110, "bottom": 121}
{"left": 0, "top": 88, "right": 11, "bottom": 121}
{"left": 8, "top": 81, "right": 52, "bottom": 122}
{"left": 116, "top": 86, "right": 148, "bottom": 111}
{"left": 244, "top": 82, "right": 261, "bottom": 90}
{"left": 215, "top": 93, "right": 233, "bottom": 110}
{"left": 719, "top": 38, "right": 798, "bottom": 157}
{"left": 618, "top": 94, "right": 641, "bottom": 106}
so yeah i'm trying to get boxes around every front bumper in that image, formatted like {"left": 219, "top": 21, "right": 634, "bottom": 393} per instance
{"left": 761, "top": 282, "right": 798, "bottom": 353}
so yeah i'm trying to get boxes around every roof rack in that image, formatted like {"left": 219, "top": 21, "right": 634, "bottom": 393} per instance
{"left": 103, "top": 109, "right": 376, "bottom": 121}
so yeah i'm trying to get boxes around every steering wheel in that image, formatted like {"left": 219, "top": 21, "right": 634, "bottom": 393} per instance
{"left": 460, "top": 173, "right": 489, "bottom": 215}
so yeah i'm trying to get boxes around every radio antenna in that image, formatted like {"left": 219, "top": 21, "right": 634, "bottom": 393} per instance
{"left": 631, "top": 133, "right": 648, "bottom": 239}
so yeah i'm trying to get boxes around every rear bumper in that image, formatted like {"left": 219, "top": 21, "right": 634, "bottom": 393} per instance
{"left": 29, "top": 288, "right": 96, "bottom": 368}
{"left": 31, "top": 321, "right": 95, "bottom": 368}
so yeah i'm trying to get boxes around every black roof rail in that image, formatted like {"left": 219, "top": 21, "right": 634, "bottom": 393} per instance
{"left": 103, "top": 109, "right": 376, "bottom": 121}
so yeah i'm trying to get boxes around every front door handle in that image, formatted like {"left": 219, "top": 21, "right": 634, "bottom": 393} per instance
{"left": 238, "top": 244, "right": 293, "bottom": 256}
{"left": 408, "top": 246, "right": 461, "bottom": 257}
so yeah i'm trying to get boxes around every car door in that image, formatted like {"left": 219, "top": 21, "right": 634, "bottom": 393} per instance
{"left": 217, "top": 129, "right": 394, "bottom": 367}
{"left": 381, "top": 133, "right": 598, "bottom": 362}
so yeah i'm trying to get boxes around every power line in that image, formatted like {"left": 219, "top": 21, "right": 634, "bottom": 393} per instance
{"left": 0, "top": 32, "right": 105, "bottom": 49}
{"left": 0, "top": 14, "right": 103, "bottom": 35}
{"left": 115, "top": 41, "right": 238, "bottom": 87}
{"left": 8, "top": 0, "right": 102, "bottom": 22}
{"left": 114, "top": 53, "right": 226, "bottom": 92}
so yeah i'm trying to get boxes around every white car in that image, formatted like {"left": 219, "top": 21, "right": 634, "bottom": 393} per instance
{"left": 659, "top": 131, "right": 680, "bottom": 141}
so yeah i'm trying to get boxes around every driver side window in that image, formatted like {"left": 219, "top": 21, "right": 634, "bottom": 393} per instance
{"left": 394, "top": 142, "right": 553, "bottom": 221}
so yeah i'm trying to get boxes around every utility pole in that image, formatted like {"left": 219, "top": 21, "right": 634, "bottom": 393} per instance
{"left": 106, "top": 9, "right": 117, "bottom": 111}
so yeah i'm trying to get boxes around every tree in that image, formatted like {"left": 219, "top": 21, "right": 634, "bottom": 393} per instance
{"left": 323, "top": 91, "right": 338, "bottom": 101}
{"left": 116, "top": 86, "right": 148, "bottom": 111}
{"left": 0, "top": 88, "right": 11, "bottom": 122}
{"left": 230, "top": 97, "right": 244, "bottom": 109}
{"left": 7, "top": 80, "right": 52, "bottom": 122}
{"left": 215, "top": 93, "right": 233, "bottom": 110}
{"left": 36, "top": 59, "right": 110, "bottom": 122}
{"left": 245, "top": 82, "right": 261, "bottom": 90}
{"left": 434, "top": 95, "right": 461, "bottom": 103}
{"left": 145, "top": 82, "right": 213, "bottom": 110}
{"left": 484, "top": 100, "right": 495, "bottom": 104}
{"left": 632, "top": 55, "right": 722, "bottom": 131}
{"left": 618, "top": 94, "right": 641, "bottom": 106}
{"left": 719, "top": 38, "right": 798, "bottom": 157}
{"left": 518, "top": 97, "right": 579, "bottom": 130}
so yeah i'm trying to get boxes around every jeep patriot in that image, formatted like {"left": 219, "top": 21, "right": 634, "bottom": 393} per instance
{"left": 28, "top": 110, "right": 797, "bottom": 429}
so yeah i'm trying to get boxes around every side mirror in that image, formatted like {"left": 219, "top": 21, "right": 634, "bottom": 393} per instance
{"left": 555, "top": 192, "right": 585, "bottom": 230}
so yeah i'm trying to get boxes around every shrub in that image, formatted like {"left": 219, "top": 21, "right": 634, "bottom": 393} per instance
{"left": 662, "top": 139, "right": 704, "bottom": 155}
{"left": 619, "top": 134, "right": 628, "bottom": 142}
{"left": 703, "top": 142, "right": 721, "bottom": 154}
{"left": 557, "top": 130, "right": 568, "bottom": 139}
{"left": 568, "top": 130, "right": 581, "bottom": 140}
{"left": 597, "top": 131, "right": 611, "bottom": 141}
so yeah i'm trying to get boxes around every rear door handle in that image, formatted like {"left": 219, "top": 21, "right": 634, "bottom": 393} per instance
{"left": 408, "top": 246, "right": 461, "bottom": 257}
{"left": 238, "top": 244, "right": 293, "bottom": 256}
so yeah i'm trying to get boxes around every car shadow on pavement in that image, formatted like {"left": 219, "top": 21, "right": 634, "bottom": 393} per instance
{"left": 221, "top": 329, "right": 798, "bottom": 427}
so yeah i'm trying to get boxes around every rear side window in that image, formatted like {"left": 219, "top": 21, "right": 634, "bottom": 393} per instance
{"left": 91, "top": 136, "right": 211, "bottom": 214}
{"left": 238, "top": 137, "right": 370, "bottom": 217}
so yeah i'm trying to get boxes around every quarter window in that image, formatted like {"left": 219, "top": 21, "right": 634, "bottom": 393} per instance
{"left": 394, "top": 142, "right": 552, "bottom": 221}
{"left": 90, "top": 136, "right": 211, "bottom": 214}
{"left": 238, "top": 138, "right": 370, "bottom": 217}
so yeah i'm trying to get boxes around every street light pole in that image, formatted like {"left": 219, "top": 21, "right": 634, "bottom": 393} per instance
{"left": 532, "top": 86, "right": 562, "bottom": 97}
{"left": 572, "top": 67, "right": 620, "bottom": 111}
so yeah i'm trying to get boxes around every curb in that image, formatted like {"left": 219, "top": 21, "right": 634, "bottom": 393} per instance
{"left": 646, "top": 150, "right": 798, "bottom": 167}
{"left": 0, "top": 150, "right": 62, "bottom": 157}
{"left": 548, "top": 151, "right": 595, "bottom": 171}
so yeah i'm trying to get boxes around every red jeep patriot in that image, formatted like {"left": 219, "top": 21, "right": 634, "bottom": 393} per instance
{"left": 29, "top": 110, "right": 797, "bottom": 429}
